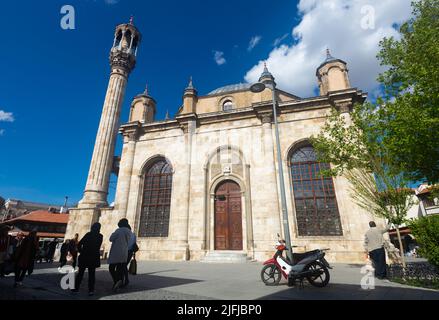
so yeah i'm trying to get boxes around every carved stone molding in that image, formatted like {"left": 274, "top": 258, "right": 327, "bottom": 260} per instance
{"left": 110, "top": 51, "right": 136, "bottom": 74}
{"left": 335, "top": 101, "right": 352, "bottom": 113}
{"left": 120, "top": 122, "right": 142, "bottom": 142}
{"left": 260, "top": 114, "right": 273, "bottom": 124}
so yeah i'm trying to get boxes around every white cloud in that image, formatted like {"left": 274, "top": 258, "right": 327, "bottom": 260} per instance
{"left": 0, "top": 110, "right": 14, "bottom": 122}
{"left": 213, "top": 51, "right": 226, "bottom": 66}
{"left": 245, "top": 0, "right": 412, "bottom": 98}
{"left": 273, "top": 33, "right": 289, "bottom": 47}
{"left": 104, "top": 0, "right": 120, "bottom": 4}
{"left": 248, "top": 36, "right": 262, "bottom": 51}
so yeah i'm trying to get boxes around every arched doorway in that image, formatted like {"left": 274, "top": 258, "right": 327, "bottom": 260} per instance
{"left": 214, "top": 180, "right": 243, "bottom": 250}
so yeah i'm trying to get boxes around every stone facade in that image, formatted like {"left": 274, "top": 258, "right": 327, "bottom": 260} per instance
{"left": 66, "top": 23, "right": 385, "bottom": 264}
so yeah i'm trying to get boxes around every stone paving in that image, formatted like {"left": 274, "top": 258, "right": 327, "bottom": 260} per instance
{"left": 0, "top": 261, "right": 438, "bottom": 300}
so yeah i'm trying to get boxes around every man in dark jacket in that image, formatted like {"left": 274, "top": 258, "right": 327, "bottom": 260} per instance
{"left": 71, "top": 223, "right": 103, "bottom": 296}
{"left": 14, "top": 231, "right": 39, "bottom": 287}
{"left": 59, "top": 240, "right": 69, "bottom": 268}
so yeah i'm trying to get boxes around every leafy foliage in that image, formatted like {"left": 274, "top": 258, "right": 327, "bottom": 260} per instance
{"left": 409, "top": 215, "right": 439, "bottom": 268}
{"left": 376, "top": 0, "right": 439, "bottom": 183}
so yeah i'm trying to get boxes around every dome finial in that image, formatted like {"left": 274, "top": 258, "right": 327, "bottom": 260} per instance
{"left": 144, "top": 83, "right": 149, "bottom": 96}
{"left": 165, "top": 110, "right": 170, "bottom": 120}
{"left": 325, "top": 48, "right": 336, "bottom": 62}
{"left": 186, "top": 76, "right": 194, "bottom": 90}
{"left": 129, "top": 16, "right": 134, "bottom": 25}
{"left": 263, "top": 61, "right": 269, "bottom": 72}
{"left": 259, "top": 61, "right": 275, "bottom": 84}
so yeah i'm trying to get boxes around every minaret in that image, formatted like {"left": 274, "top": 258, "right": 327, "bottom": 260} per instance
{"left": 79, "top": 19, "right": 141, "bottom": 208}
{"left": 316, "top": 49, "right": 351, "bottom": 95}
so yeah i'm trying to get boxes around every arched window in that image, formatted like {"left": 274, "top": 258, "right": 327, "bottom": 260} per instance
{"left": 139, "top": 158, "right": 173, "bottom": 237}
{"left": 290, "top": 145, "right": 343, "bottom": 236}
{"left": 223, "top": 100, "right": 233, "bottom": 111}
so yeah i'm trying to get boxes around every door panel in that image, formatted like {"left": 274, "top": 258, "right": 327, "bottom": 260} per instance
{"left": 214, "top": 181, "right": 243, "bottom": 251}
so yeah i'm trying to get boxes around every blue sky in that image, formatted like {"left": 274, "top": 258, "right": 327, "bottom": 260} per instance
{"left": 0, "top": 0, "right": 412, "bottom": 205}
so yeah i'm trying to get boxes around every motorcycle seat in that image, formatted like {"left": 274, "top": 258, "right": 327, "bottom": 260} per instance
{"left": 293, "top": 250, "right": 320, "bottom": 262}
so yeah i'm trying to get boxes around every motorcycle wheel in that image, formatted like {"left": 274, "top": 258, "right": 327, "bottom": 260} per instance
{"left": 305, "top": 261, "right": 330, "bottom": 288}
{"left": 261, "top": 264, "right": 281, "bottom": 286}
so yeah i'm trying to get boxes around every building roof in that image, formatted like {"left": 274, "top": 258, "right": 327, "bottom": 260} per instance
{"left": 2, "top": 210, "right": 69, "bottom": 225}
{"left": 208, "top": 83, "right": 252, "bottom": 95}
{"left": 6, "top": 199, "right": 62, "bottom": 211}
{"left": 11, "top": 230, "right": 66, "bottom": 239}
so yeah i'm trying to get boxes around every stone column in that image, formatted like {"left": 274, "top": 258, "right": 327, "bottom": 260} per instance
{"left": 79, "top": 51, "right": 136, "bottom": 208}
{"left": 114, "top": 126, "right": 139, "bottom": 217}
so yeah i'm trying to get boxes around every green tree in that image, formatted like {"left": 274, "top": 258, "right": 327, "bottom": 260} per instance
{"left": 311, "top": 107, "right": 413, "bottom": 268}
{"left": 409, "top": 215, "right": 439, "bottom": 268}
{"left": 376, "top": 0, "right": 439, "bottom": 184}
{"left": 311, "top": 0, "right": 439, "bottom": 268}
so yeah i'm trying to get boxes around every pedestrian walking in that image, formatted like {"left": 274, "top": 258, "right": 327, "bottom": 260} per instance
{"left": 0, "top": 226, "right": 10, "bottom": 278}
{"left": 122, "top": 225, "right": 138, "bottom": 287}
{"left": 69, "top": 234, "right": 79, "bottom": 269}
{"left": 13, "top": 230, "right": 39, "bottom": 287}
{"left": 364, "top": 221, "right": 390, "bottom": 279}
{"left": 108, "top": 219, "right": 132, "bottom": 291}
{"left": 71, "top": 223, "right": 103, "bottom": 296}
{"left": 46, "top": 239, "right": 58, "bottom": 263}
{"left": 59, "top": 240, "right": 70, "bottom": 268}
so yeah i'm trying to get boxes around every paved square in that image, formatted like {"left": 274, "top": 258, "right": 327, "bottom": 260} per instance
{"left": 0, "top": 261, "right": 438, "bottom": 300}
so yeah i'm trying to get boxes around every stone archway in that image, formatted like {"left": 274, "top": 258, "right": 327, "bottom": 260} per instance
{"left": 214, "top": 180, "right": 243, "bottom": 251}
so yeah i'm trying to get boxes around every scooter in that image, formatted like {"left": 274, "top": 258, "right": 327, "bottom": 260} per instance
{"left": 261, "top": 234, "right": 332, "bottom": 288}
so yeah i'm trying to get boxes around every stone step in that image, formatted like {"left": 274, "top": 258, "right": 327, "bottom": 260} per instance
{"left": 201, "top": 251, "right": 252, "bottom": 263}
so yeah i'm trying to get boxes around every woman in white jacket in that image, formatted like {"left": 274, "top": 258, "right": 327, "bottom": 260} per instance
{"left": 108, "top": 219, "right": 132, "bottom": 291}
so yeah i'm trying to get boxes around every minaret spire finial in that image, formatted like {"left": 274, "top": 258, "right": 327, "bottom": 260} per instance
{"left": 326, "top": 48, "right": 335, "bottom": 60}
{"left": 129, "top": 16, "right": 134, "bottom": 25}
{"left": 165, "top": 110, "right": 170, "bottom": 121}
{"left": 144, "top": 83, "right": 149, "bottom": 95}
{"left": 187, "top": 76, "right": 194, "bottom": 89}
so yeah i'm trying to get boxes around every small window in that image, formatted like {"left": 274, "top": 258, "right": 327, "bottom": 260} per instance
{"left": 223, "top": 100, "right": 233, "bottom": 111}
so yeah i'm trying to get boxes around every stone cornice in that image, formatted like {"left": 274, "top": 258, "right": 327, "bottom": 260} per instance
{"left": 176, "top": 113, "right": 198, "bottom": 133}
{"left": 119, "top": 121, "right": 142, "bottom": 141}
{"left": 119, "top": 88, "right": 367, "bottom": 134}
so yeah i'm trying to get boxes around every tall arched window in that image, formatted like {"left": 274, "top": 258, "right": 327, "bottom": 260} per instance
{"left": 139, "top": 158, "right": 173, "bottom": 237}
{"left": 290, "top": 145, "right": 343, "bottom": 236}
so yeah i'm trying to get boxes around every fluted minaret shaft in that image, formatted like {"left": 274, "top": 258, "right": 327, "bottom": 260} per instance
{"left": 80, "top": 22, "right": 141, "bottom": 207}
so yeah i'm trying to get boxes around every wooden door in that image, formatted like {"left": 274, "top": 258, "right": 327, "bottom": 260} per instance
{"left": 214, "top": 181, "right": 243, "bottom": 250}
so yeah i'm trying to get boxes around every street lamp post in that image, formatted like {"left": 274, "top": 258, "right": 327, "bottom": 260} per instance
{"left": 251, "top": 69, "right": 294, "bottom": 263}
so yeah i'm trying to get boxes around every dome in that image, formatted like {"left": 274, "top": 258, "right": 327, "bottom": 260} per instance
{"left": 317, "top": 49, "right": 347, "bottom": 71}
{"left": 208, "top": 83, "right": 251, "bottom": 95}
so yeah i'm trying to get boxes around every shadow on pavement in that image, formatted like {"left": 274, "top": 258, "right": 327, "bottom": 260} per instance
{"left": 0, "top": 264, "right": 204, "bottom": 300}
{"left": 256, "top": 282, "right": 439, "bottom": 300}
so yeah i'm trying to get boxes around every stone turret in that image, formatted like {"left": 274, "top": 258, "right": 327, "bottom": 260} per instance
{"left": 181, "top": 77, "right": 198, "bottom": 114}
{"left": 316, "top": 49, "right": 351, "bottom": 95}
{"left": 129, "top": 85, "right": 156, "bottom": 123}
